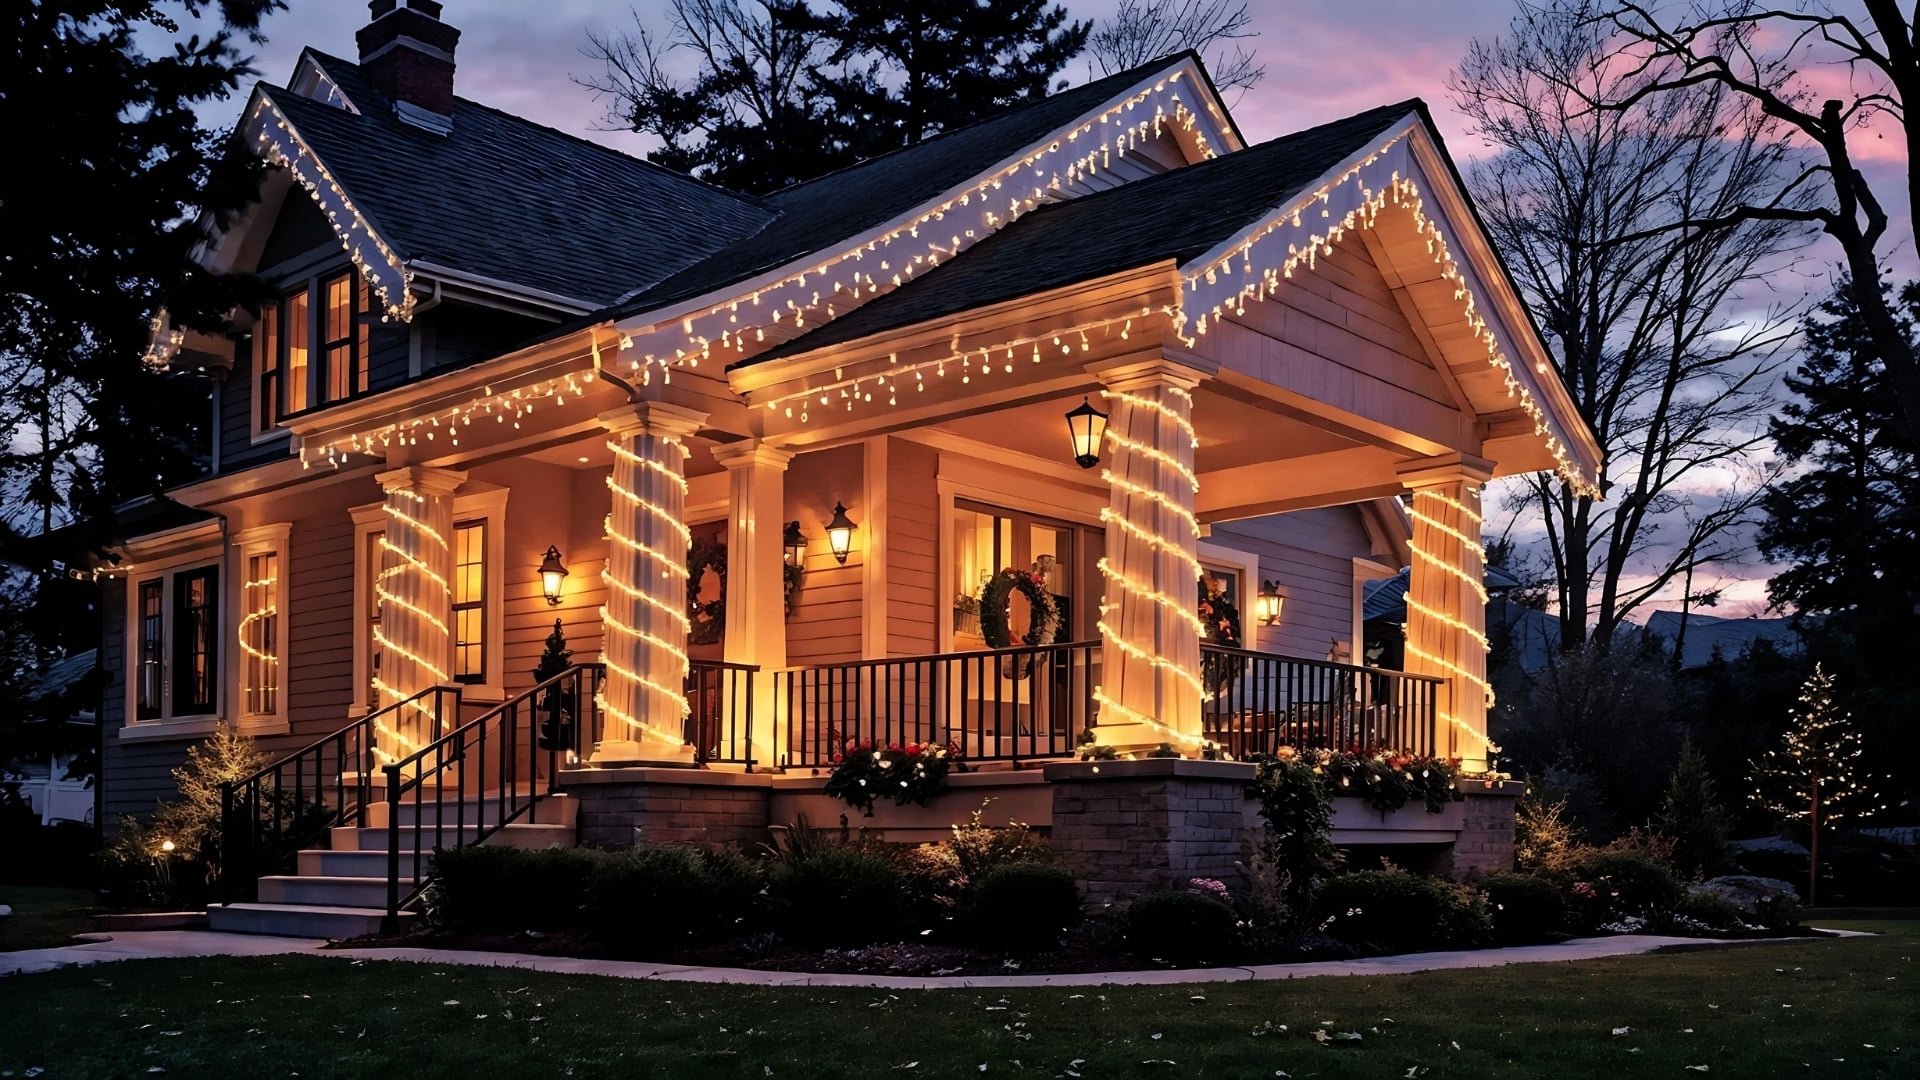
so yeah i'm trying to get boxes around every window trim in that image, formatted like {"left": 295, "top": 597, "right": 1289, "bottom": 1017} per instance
{"left": 232, "top": 523, "right": 293, "bottom": 727}
{"left": 123, "top": 546, "right": 225, "bottom": 735}
{"left": 252, "top": 268, "right": 377, "bottom": 440}
{"left": 450, "top": 518, "right": 487, "bottom": 685}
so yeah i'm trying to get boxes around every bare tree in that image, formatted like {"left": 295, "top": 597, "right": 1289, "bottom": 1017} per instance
{"left": 578, "top": 0, "right": 850, "bottom": 193}
{"left": 1087, "top": 0, "right": 1264, "bottom": 93}
{"left": 1591, "top": 1, "right": 1920, "bottom": 438}
{"left": 1452, "top": 0, "right": 1813, "bottom": 650}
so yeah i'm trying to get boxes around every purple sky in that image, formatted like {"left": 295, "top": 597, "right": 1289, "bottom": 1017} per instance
{"left": 180, "top": 2, "right": 1911, "bottom": 620}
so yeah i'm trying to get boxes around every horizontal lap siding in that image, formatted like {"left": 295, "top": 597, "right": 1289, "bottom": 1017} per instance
{"left": 286, "top": 509, "right": 356, "bottom": 737}
{"left": 887, "top": 438, "right": 939, "bottom": 657}
{"left": 1209, "top": 507, "right": 1374, "bottom": 660}
{"left": 786, "top": 446, "right": 865, "bottom": 666}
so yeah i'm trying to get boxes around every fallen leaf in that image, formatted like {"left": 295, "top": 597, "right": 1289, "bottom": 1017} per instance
{"left": 1151, "top": 1033, "right": 1163, "bottom": 1040}
{"left": 1685, "top": 1067, "right": 1709, "bottom": 1073}
{"left": 893, "top": 1063, "right": 918, "bottom": 1070}
{"left": 1612, "top": 1027, "right": 1632, "bottom": 1037}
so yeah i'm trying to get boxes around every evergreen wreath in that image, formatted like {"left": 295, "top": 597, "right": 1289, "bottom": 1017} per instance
{"left": 687, "top": 536, "right": 727, "bottom": 645}
{"left": 978, "top": 566, "right": 1061, "bottom": 650}
{"left": 1199, "top": 573, "right": 1245, "bottom": 695}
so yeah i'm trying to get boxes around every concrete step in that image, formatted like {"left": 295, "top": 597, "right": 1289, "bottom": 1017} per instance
{"left": 297, "top": 848, "right": 432, "bottom": 879}
{"left": 329, "top": 821, "right": 575, "bottom": 852}
{"left": 258, "top": 874, "right": 408, "bottom": 908}
{"left": 362, "top": 793, "right": 576, "bottom": 830}
{"left": 207, "top": 902, "right": 413, "bottom": 939}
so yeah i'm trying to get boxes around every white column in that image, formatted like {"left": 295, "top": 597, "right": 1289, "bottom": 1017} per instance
{"left": 1399, "top": 454, "right": 1496, "bottom": 771}
{"left": 596, "top": 402, "right": 708, "bottom": 766}
{"left": 1091, "top": 357, "right": 1209, "bottom": 755}
{"left": 713, "top": 441, "right": 792, "bottom": 770}
{"left": 372, "top": 465, "right": 466, "bottom": 765}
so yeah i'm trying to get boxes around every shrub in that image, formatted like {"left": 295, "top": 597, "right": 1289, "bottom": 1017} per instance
{"left": 1479, "top": 871, "right": 1566, "bottom": 943}
{"left": 1671, "top": 890, "right": 1749, "bottom": 931}
{"left": 428, "top": 845, "right": 600, "bottom": 933}
{"left": 1313, "top": 870, "right": 1491, "bottom": 951}
{"left": 1124, "top": 890, "right": 1238, "bottom": 963}
{"left": 767, "top": 844, "right": 910, "bottom": 947}
{"left": 1514, "top": 782, "right": 1582, "bottom": 873}
{"left": 965, "top": 863, "right": 1080, "bottom": 950}
{"left": 824, "top": 742, "right": 957, "bottom": 814}
{"left": 584, "top": 845, "right": 761, "bottom": 950}
{"left": 1246, "top": 753, "right": 1340, "bottom": 915}
{"left": 1654, "top": 741, "right": 1734, "bottom": 879}
{"left": 1568, "top": 848, "right": 1685, "bottom": 926}
{"left": 946, "top": 800, "right": 1054, "bottom": 881}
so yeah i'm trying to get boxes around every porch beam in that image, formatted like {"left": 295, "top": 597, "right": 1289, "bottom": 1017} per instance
{"left": 1196, "top": 447, "right": 1403, "bottom": 523}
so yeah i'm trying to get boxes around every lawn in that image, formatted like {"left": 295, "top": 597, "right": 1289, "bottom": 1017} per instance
{"left": 0, "top": 927, "right": 1911, "bottom": 1078}
{"left": 0, "top": 885, "right": 103, "bottom": 952}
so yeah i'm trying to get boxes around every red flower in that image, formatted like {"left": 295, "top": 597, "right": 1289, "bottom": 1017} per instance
{"left": 905, "top": 743, "right": 921, "bottom": 755}
{"left": 831, "top": 754, "right": 843, "bottom": 764}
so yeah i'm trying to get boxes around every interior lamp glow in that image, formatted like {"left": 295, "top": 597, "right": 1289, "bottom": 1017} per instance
{"left": 1256, "top": 580, "right": 1284, "bottom": 626}
{"left": 1065, "top": 397, "right": 1109, "bottom": 469}
{"left": 825, "top": 503, "right": 857, "bottom": 565}
{"left": 538, "top": 545, "right": 569, "bottom": 606}
{"left": 783, "top": 520, "right": 808, "bottom": 567}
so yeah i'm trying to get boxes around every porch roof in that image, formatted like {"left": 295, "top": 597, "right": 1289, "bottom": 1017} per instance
{"left": 742, "top": 100, "right": 1419, "bottom": 368}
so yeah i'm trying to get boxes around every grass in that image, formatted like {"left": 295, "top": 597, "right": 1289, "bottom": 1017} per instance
{"left": 0, "top": 926, "right": 1912, "bottom": 1078}
{"left": 0, "top": 885, "right": 104, "bottom": 952}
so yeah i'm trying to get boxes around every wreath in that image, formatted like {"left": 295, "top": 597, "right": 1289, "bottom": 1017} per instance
{"left": 687, "top": 536, "right": 727, "bottom": 645}
{"left": 978, "top": 566, "right": 1062, "bottom": 650}
{"left": 1199, "top": 574, "right": 1245, "bottom": 696}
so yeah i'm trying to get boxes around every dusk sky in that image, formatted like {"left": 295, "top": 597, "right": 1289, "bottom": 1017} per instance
{"left": 177, "top": 1, "right": 1911, "bottom": 620}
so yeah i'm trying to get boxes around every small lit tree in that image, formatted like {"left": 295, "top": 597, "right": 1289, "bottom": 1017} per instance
{"left": 1749, "top": 664, "right": 1882, "bottom": 904}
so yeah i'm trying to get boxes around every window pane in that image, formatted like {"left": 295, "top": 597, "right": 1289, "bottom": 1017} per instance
{"left": 451, "top": 521, "right": 484, "bottom": 682}
{"left": 138, "top": 581, "right": 164, "bottom": 721}
{"left": 172, "top": 567, "right": 219, "bottom": 716}
{"left": 326, "top": 343, "right": 352, "bottom": 402}
{"left": 256, "top": 302, "right": 280, "bottom": 427}
{"left": 356, "top": 278, "right": 371, "bottom": 394}
{"left": 243, "top": 552, "right": 279, "bottom": 716}
{"left": 367, "top": 529, "right": 384, "bottom": 709}
{"left": 322, "top": 274, "right": 354, "bottom": 403}
{"left": 285, "top": 290, "right": 309, "bottom": 414}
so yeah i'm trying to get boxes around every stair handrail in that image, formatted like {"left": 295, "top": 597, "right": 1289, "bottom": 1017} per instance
{"left": 217, "top": 684, "right": 459, "bottom": 902}
{"left": 381, "top": 663, "right": 605, "bottom": 931}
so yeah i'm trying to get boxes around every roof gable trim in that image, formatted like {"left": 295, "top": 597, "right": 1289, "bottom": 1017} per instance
{"left": 1177, "top": 116, "right": 1603, "bottom": 496}
{"left": 243, "top": 88, "right": 417, "bottom": 322}
{"left": 608, "top": 58, "right": 1238, "bottom": 389}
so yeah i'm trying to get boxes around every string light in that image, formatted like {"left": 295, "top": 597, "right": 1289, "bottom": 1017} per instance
{"left": 1102, "top": 470, "right": 1201, "bottom": 537}
{"left": 597, "top": 431, "right": 693, "bottom": 752}
{"left": 1102, "top": 387, "right": 1198, "bottom": 448}
{"left": 299, "top": 370, "right": 597, "bottom": 469}
{"left": 1103, "top": 427, "right": 1200, "bottom": 492}
{"left": 236, "top": 572, "right": 278, "bottom": 710}
{"left": 1179, "top": 124, "right": 1600, "bottom": 497}
{"left": 369, "top": 482, "right": 454, "bottom": 765}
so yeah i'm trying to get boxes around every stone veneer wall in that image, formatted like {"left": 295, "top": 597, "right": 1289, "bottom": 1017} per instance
{"left": 1043, "top": 759, "right": 1258, "bottom": 910}
{"left": 1449, "top": 782, "right": 1520, "bottom": 877}
{"left": 562, "top": 770, "right": 772, "bottom": 848}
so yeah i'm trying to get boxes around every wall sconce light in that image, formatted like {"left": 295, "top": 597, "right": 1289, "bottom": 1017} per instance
{"left": 1256, "top": 580, "right": 1284, "bottom": 626}
{"left": 538, "top": 545, "right": 570, "bottom": 606}
{"left": 783, "top": 520, "right": 808, "bottom": 568}
{"left": 825, "top": 502, "right": 857, "bottom": 565}
{"left": 1064, "top": 396, "right": 1109, "bottom": 469}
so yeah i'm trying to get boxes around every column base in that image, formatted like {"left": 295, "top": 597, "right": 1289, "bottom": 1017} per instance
{"left": 1090, "top": 721, "right": 1191, "bottom": 759}
{"left": 590, "top": 739, "right": 701, "bottom": 768}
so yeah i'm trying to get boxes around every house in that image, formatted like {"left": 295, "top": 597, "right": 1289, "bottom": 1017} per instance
{"left": 102, "top": 1, "right": 1603, "bottom": 934}
{"left": 1642, "top": 610, "right": 1801, "bottom": 671}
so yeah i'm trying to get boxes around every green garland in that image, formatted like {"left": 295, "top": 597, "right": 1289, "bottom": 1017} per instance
{"left": 977, "top": 567, "right": 1061, "bottom": 649}
{"left": 1199, "top": 574, "right": 1244, "bottom": 695}
{"left": 687, "top": 536, "right": 726, "bottom": 645}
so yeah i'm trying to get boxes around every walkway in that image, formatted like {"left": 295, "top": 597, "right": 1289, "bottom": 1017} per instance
{"left": 1, "top": 928, "right": 1864, "bottom": 989}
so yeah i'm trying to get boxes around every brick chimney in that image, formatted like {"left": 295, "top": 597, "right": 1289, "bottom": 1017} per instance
{"left": 357, "top": 0, "right": 461, "bottom": 131}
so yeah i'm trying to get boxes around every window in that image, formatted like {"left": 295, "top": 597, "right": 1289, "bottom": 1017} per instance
{"left": 254, "top": 271, "right": 373, "bottom": 431}
{"left": 452, "top": 520, "right": 485, "bottom": 683}
{"left": 950, "top": 501, "right": 1076, "bottom": 649}
{"left": 365, "top": 528, "right": 384, "bottom": 710}
{"left": 239, "top": 550, "right": 281, "bottom": 718}
{"left": 131, "top": 563, "right": 222, "bottom": 724}
{"left": 137, "top": 581, "right": 163, "bottom": 721}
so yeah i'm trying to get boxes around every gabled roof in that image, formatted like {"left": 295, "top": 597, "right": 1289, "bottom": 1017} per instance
{"left": 613, "top": 52, "right": 1206, "bottom": 319}
{"left": 1643, "top": 610, "right": 1801, "bottom": 670}
{"left": 746, "top": 101, "right": 1417, "bottom": 367}
{"left": 261, "top": 50, "right": 774, "bottom": 308}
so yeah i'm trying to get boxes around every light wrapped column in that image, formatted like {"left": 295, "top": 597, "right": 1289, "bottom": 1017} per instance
{"left": 1092, "top": 357, "right": 1211, "bottom": 755}
{"left": 713, "top": 441, "right": 793, "bottom": 770}
{"left": 596, "top": 402, "right": 708, "bottom": 765}
{"left": 1399, "top": 454, "right": 1497, "bottom": 770}
{"left": 372, "top": 465, "right": 466, "bottom": 766}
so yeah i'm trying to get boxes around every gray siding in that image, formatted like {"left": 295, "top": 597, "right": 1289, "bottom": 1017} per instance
{"left": 1209, "top": 507, "right": 1375, "bottom": 660}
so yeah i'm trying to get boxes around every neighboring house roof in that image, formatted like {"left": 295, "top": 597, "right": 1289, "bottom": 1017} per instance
{"left": 27, "top": 649, "right": 99, "bottom": 712}
{"left": 1361, "top": 563, "right": 1524, "bottom": 623}
{"left": 1643, "top": 610, "right": 1801, "bottom": 670}
{"left": 748, "top": 100, "right": 1418, "bottom": 368}
{"left": 614, "top": 53, "right": 1205, "bottom": 319}
{"left": 262, "top": 51, "right": 774, "bottom": 308}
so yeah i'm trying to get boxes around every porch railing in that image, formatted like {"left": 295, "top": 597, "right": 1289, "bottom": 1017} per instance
{"left": 775, "top": 640, "right": 1099, "bottom": 768}
{"left": 1199, "top": 643, "right": 1441, "bottom": 758}
{"left": 217, "top": 685, "right": 459, "bottom": 902}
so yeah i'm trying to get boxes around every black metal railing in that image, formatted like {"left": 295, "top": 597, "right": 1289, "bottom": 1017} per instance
{"left": 218, "top": 685, "right": 459, "bottom": 901}
{"left": 1199, "top": 644, "right": 1441, "bottom": 758}
{"left": 776, "top": 640, "right": 1099, "bottom": 768}
{"left": 685, "top": 659, "right": 760, "bottom": 765}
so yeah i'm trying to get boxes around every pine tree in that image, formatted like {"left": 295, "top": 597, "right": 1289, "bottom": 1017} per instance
{"left": 1749, "top": 664, "right": 1883, "bottom": 904}
{"left": 1655, "top": 740, "right": 1732, "bottom": 879}
{"left": 533, "top": 619, "right": 576, "bottom": 752}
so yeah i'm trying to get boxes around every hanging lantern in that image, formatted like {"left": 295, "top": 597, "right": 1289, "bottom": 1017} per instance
{"left": 1256, "top": 580, "right": 1284, "bottom": 626}
{"left": 538, "top": 545, "right": 569, "bottom": 606}
{"left": 783, "top": 521, "right": 808, "bottom": 568}
{"left": 825, "top": 502, "right": 857, "bottom": 565}
{"left": 1064, "top": 396, "right": 1108, "bottom": 469}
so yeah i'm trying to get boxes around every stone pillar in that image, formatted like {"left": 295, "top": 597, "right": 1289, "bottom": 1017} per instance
{"left": 1044, "top": 759, "right": 1256, "bottom": 910}
{"left": 1398, "top": 454, "right": 1496, "bottom": 770}
{"left": 372, "top": 465, "right": 466, "bottom": 765}
{"left": 1450, "top": 780, "right": 1521, "bottom": 879}
{"left": 1091, "top": 356, "right": 1210, "bottom": 755}
{"left": 712, "top": 441, "right": 793, "bottom": 770}
{"left": 596, "top": 402, "right": 708, "bottom": 766}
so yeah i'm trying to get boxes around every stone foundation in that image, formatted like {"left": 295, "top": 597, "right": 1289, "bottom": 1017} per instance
{"left": 1448, "top": 780, "right": 1521, "bottom": 878}
{"left": 560, "top": 768, "right": 771, "bottom": 849}
{"left": 1043, "top": 759, "right": 1258, "bottom": 910}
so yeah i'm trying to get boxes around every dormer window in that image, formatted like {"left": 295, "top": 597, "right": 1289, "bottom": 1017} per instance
{"left": 256, "top": 270, "right": 371, "bottom": 432}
